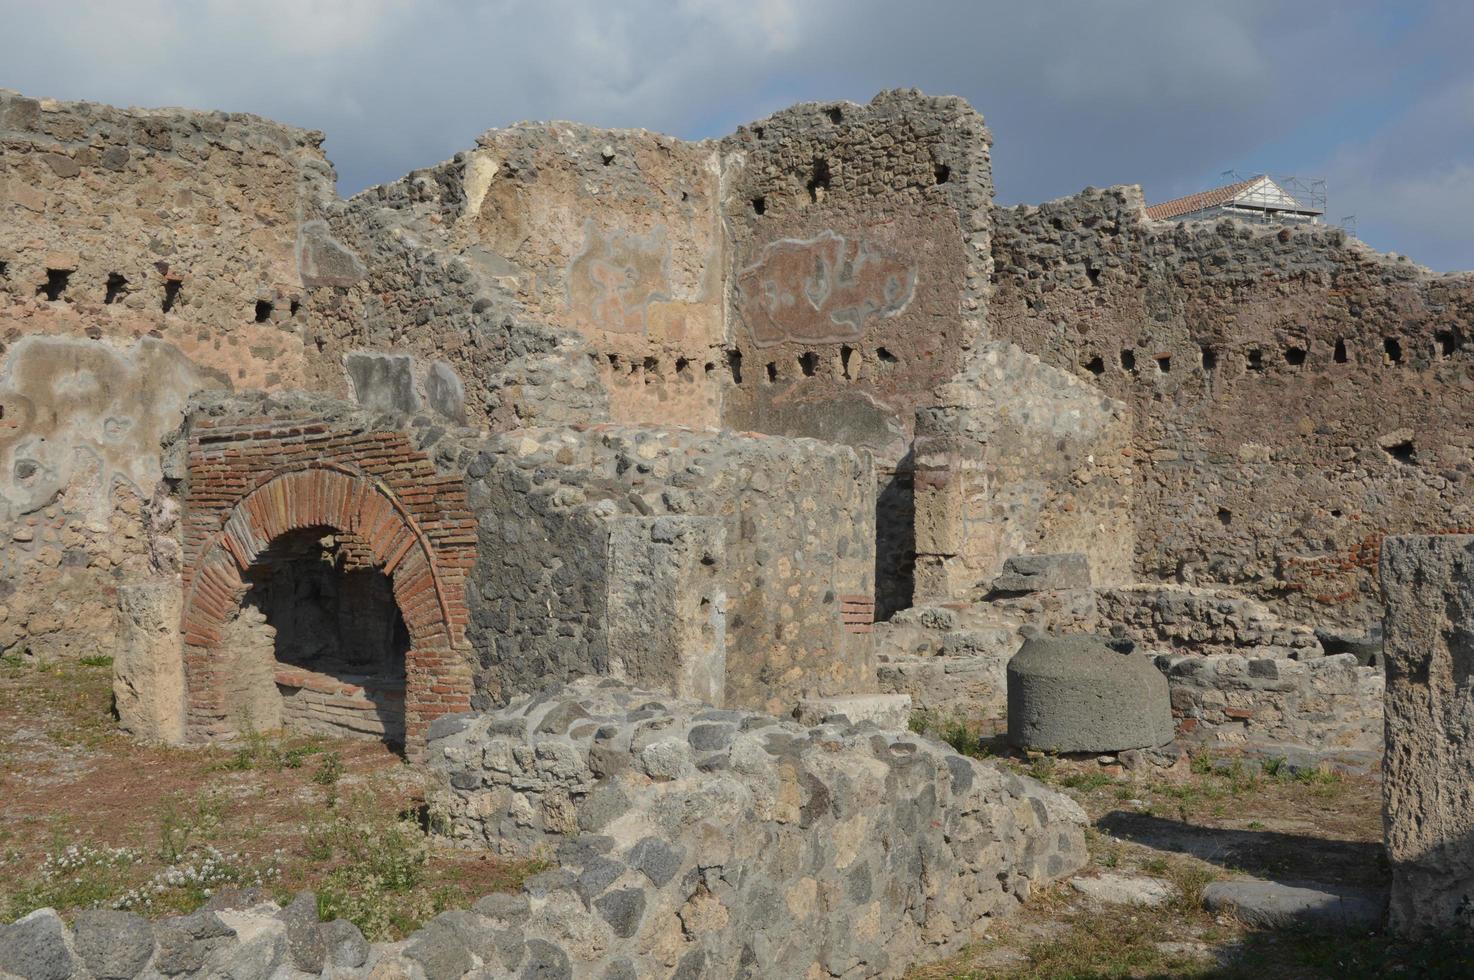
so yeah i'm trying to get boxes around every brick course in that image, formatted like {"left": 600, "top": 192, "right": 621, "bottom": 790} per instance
{"left": 180, "top": 411, "right": 474, "bottom": 758}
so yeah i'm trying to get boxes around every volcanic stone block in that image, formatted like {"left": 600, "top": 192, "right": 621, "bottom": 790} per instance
{"left": 1381, "top": 534, "right": 1474, "bottom": 935}
{"left": 1007, "top": 634, "right": 1173, "bottom": 752}
{"left": 991, "top": 553, "right": 1092, "bottom": 593}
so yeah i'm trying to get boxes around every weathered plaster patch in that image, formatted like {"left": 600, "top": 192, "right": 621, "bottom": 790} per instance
{"left": 566, "top": 221, "right": 674, "bottom": 336}
{"left": 0, "top": 336, "right": 224, "bottom": 521}
{"left": 735, "top": 230, "right": 917, "bottom": 348}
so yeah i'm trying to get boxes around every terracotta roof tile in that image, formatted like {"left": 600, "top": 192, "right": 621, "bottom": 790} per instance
{"left": 1145, "top": 176, "right": 1262, "bottom": 221}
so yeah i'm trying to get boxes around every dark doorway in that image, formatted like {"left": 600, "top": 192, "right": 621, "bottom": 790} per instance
{"left": 221, "top": 527, "right": 408, "bottom": 749}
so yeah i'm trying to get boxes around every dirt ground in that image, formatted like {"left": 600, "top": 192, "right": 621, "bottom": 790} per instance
{"left": 5, "top": 655, "right": 1472, "bottom": 976}
{"left": 907, "top": 728, "right": 1474, "bottom": 979}
{"left": 0, "top": 654, "right": 539, "bottom": 940}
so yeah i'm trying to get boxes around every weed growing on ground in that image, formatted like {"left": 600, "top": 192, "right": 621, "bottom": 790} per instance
{"left": 309, "top": 795, "right": 433, "bottom": 940}
{"left": 1057, "top": 770, "right": 1113, "bottom": 791}
{"left": 941, "top": 721, "right": 980, "bottom": 757}
{"left": 213, "top": 732, "right": 331, "bottom": 773}
{"left": 907, "top": 712, "right": 990, "bottom": 759}
{"left": 1026, "top": 754, "right": 1058, "bottom": 783}
{"left": 157, "top": 793, "right": 226, "bottom": 864}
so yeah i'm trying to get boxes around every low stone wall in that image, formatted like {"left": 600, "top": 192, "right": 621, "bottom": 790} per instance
{"left": 1157, "top": 652, "right": 1382, "bottom": 754}
{"left": 874, "top": 595, "right": 1096, "bottom": 722}
{"left": 1098, "top": 584, "right": 1321, "bottom": 659}
{"left": 0, "top": 896, "right": 372, "bottom": 980}
{"left": 427, "top": 679, "right": 1088, "bottom": 978}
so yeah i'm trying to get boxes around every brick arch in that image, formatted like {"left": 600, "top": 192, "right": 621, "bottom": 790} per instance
{"left": 181, "top": 464, "right": 473, "bottom": 757}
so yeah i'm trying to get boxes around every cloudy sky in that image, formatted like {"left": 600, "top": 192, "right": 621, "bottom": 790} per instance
{"left": 3, "top": 0, "right": 1470, "bottom": 271}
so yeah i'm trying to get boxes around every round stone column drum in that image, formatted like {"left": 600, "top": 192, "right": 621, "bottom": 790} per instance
{"left": 1006, "top": 634, "right": 1173, "bottom": 753}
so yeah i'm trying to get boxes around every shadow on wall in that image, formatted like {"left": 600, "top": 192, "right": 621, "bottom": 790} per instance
{"left": 876, "top": 447, "right": 915, "bottom": 620}
{"left": 221, "top": 526, "right": 408, "bottom": 749}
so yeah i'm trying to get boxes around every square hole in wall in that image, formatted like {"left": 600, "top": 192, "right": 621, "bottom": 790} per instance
{"left": 38, "top": 269, "right": 70, "bottom": 301}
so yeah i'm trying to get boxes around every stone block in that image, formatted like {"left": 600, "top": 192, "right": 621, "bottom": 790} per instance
{"left": 792, "top": 693, "right": 913, "bottom": 729}
{"left": 297, "top": 220, "right": 365, "bottom": 288}
{"left": 113, "top": 582, "right": 185, "bottom": 743}
{"left": 344, "top": 351, "right": 419, "bottom": 414}
{"left": 606, "top": 516, "right": 726, "bottom": 706}
{"left": 1381, "top": 534, "right": 1474, "bottom": 935}
{"left": 71, "top": 909, "right": 153, "bottom": 979}
{"left": 1070, "top": 873, "right": 1174, "bottom": 908}
{"left": 0, "top": 909, "right": 79, "bottom": 980}
{"left": 990, "top": 553, "right": 1092, "bottom": 593}
{"left": 876, "top": 651, "right": 1008, "bottom": 721}
{"left": 1202, "top": 879, "right": 1383, "bottom": 930}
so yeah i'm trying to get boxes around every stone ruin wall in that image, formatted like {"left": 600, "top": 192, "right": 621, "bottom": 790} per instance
{"left": 992, "top": 186, "right": 1474, "bottom": 633}
{"left": 911, "top": 341, "right": 1135, "bottom": 602}
{"left": 720, "top": 93, "right": 994, "bottom": 617}
{"left": 299, "top": 122, "right": 725, "bottom": 432}
{"left": 0, "top": 87, "right": 999, "bottom": 667}
{"left": 292, "top": 93, "right": 996, "bottom": 619}
{"left": 0, "top": 89, "right": 336, "bottom": 660}
{"left": 8, "top": 80, "right": 1474, "bottom": 712}
{"left": 427, "top": 679, "right": 1087, "bottom": 978}
{"left": 462, "top": 424, "right": 877, "bottom": 716}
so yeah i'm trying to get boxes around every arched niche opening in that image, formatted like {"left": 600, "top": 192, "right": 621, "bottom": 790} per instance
{"left": 218, "top": 525, "right": 409, "bottom": 750}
